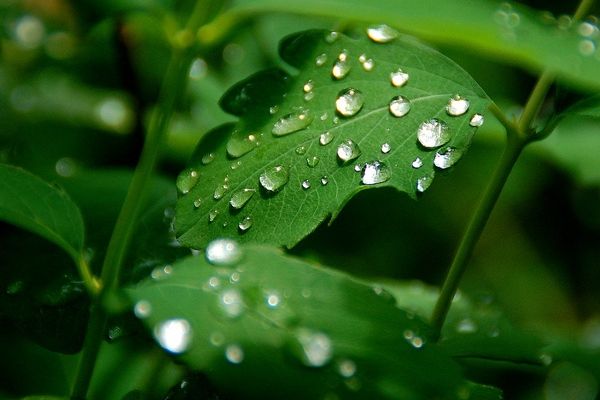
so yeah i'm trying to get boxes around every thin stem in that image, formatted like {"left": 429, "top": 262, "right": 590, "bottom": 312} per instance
{"left": 516, "top": 70, "right": 555, "bottom": 136}
{"left": 77, "top": 256, "right": 101, "bottom": 297}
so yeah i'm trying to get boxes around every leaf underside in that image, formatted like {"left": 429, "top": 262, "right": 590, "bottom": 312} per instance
{"left": 175, "top": 29, "right": 490, "bottom": 249}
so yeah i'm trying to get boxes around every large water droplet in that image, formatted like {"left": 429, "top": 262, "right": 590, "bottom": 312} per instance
{"left": 434, "top": 147, "right": 464, "bottom": 169}
{"left": 238, "top": 216, "right": 253, "bottom": 232}
{"left": 337, "top": 140, "right": 361, "bottom": 162}
{"left": 205, "top": 238, "right": 243, "bottom": 266}
{"left": 154, "top": 318, "right": 192, "bottom": 354}
{"left": 361, "top": 161, "right": 391, "bottom": 185}
{"left": 259, "top": 165, "right": 289, "bottom": 192}
{"left": 225, "top": 344, "right": 244, "bottom": 364}
{"left": 389, "top": 95, "right": 411, "bottom": 117}
{"left": 336, "top": 88, "right": 364, "bottom": 117}
{"left": 292, "top": 328, "right": 333, "bottom": 367}
{"left": 319, "top": 131, "right": 334, "bottom": 146}
{"left": 417, "top": 176, "right": 433, "bottom": 193}
{"left": 134, "top": 300, "right": 152, "bottom": 319}
{"left": 229, "top": 188, "right": 255, "bottom": 209}
{"left": 272, "top": 109, "right": 313, "bottom": 136}
{"left": 227, "top": 132, "right": 261, "bottom": 158}
{"left": 332, "top": 51, "right": 351, "bottom": 79}
{"left": 176, "top": 169, "right": 199, "bottom": 194}
{"left": 366, "top": 24, "right": 399, "bottom": 43}
{"left": 219, "top": 288, "right": 244, "bottom": 318}
{"left": 306, "top": 156, "right": 320, "bottom": 168}
{"left": 446, "top": 95, "right": 470, "bottom": 116}
{"left": 315, "top": 53, "right": 328, "bottom": 66}
{"left": 417, "top": 118, "right": 450, "bottom": 148}
{"left": 469, "top": 113, "right": 484, "bottom": 127}
{"left": 390, "top": 68, "right": 409, "bottom": 87}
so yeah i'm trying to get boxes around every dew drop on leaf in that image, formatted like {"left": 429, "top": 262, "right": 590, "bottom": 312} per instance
{"left": 295, "top": 145, "right": 307, "bottom": 155}
{"left": 176, "top": 168, "right": 199, "bottom": 195}
{"left": 361, "top": 161, "right": 391, "bottom": 185}
{"left": 417, "top": 118, "right": 450, "bottom": 148}
{"left": 389, "top": 95, "right": 411, "bottom": 117}
{"left": 193, "top": 198, "right": 202, "bottom": 208}
{"left": 154, "top": 318, "right": 193, "bottom": 354}
{"left": 446, "top": 95, "right": 470, "bottom": 116}
{"left": 225, "top": 344, "right": 244, "bottom": 364}
{"left": 337, "top": 359, "right": 357, "bottom": 378}
{"left": 306, "top": 156, "right": 320, "bottom": 168}
{"left": 301, "top": 180, "right": 311, "bottom": 190}
{"left": 272, "top": 109, "right": 313, "bottom": 136}
{"left": 315, "top": 53, "right": 328, "bottom": 66}
{"left": 229, "top": 188, "right": 256, "bottom": 209}
{"left": 259, "top": 165, "right": 289, "bottom": 192}
{"left": 417, "top": 176, "right": 433, "bottom": 193}
{"left": 325, "top": 31, "right": 339, "bottom": 43}
{"left": 265, "top": 290, "right": 282, "bottom": 308}
{"left": 456, "top": 318, "right": 478, "bottom": 333}
{"left": 332, "top": 57, "right": 351, "bottom": 80}
{"left": 335, "top": 88, "right": 364, "bottom": 117}
{"left": 227, "top": 132, "right": 261, "bottom": 158}
{"left": 213, "top": 183, "right": 229, "bottom": 200}
{"left": 381, "top": 143, "right": 391, "bottom": 154}
{"left": 134, "top": 300, "right": 152, "bottom": 319}
{"left": 219, "top": 288, "right": 244, "bottom": 318}
{"left": 354, "top": 164, "right": 362, "bottom": 172}
{"left": 208, "top": 209, "right": 219, "bottom": 223}
{"left": 412, "top": 157, "right": 423, "bottom": 169}
{"left": 390, "top": 68, "right": 409, "bottom": 87}
{"left": 238, "top": 216, "right": 253, "bottom": 232}
{"left": 320, "top": 176, "right": 329, "bottom": 186}
{"left": 201, "top": 153, "right": 215, "bottom": 165}
{"left": 205, "top": 238, "right": 242, "bottom": 266}
{"left": 366, "top": 24, "right": 399, "bottom": 43}
{"left": 337, "top": 139, "right": 361, "bottom": 162}
{"left": 210, "top": 331, "right": 225, "bottom": 347}
{"left": 290, "top": 328, "right": 333, "bottom": 367}
{"left": 434, "top": 147, "right": 463, "bottom": 169}
{"left": 303, "top": 80, "right": 314, "bottom": 93}
{"left": 319, "top": 131, "right": 334, "bottom": 145}
{"left": 269, "top": 105, "right": 279, "bottom": 115}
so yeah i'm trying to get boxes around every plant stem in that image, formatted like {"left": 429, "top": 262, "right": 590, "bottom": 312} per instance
{"left": 77, "top": 256, "right": 100, "bottom": 297}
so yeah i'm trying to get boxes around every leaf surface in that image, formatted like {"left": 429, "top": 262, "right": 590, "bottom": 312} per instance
{"left": 128, "top": 243, "right": 480, "bottom": 399}
{"left": 176, "top": 29, "right": 489, "bottom": 248}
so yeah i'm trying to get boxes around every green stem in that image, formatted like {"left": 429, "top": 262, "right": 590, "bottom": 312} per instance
{"left": 77, "top": 256, "right": 100, "bottom": 297}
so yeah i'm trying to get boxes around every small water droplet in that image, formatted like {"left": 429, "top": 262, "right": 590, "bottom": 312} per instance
{"left": 337, "top": 359, "right": 357, "bottom": 378}
{"left": 434, "top": 147, "right": 463, "bottom": 169}
{"left": 238, "top": 216, "right": 253, "bottom": 231}
{"left": 176, "top": 169, "right": 199, "bottom": 194}
{"left": 412, "top": 157, "right": 423, "bottom": 169}
{"left": 193, "top": 198, "right": 202, "bottom": 208}
{"left": 354, "top": 164, "right": 362, "bottom": 172}
{"left": 229, "top": 188, "right": 256, "bottom": 209}
{"left": 206, "top": 276, "right": 221, "bottom": 290}
{"left": 227, "top": 132, "right": 261, "bottom": 158}
{"left": 134, "top": 300, "right": 152, "bottom": 319}
{"left": 361, "top": 161, "right": 391, "bottom": 185}
{"left": 230, "top": 271, "right": 241, "bottom": 283}
{"left": 320, "top": 176, "right": 329, "bottom": 186}
{"left": 336, "top": 88, "right": 364, "bottom": 117}
{"left": 337, "top": 140, "right": 361, "bottom": 162}
{"left": 272, "top": 109, "right": 313, "bottom": 136}
{"left": 292, "top": 328, "right": 333, "bottom": 367}
{"left": 295, "top": 145, "right": 307, "bottom": 155}
{"left": 319, "top": 131, "right": 334, "bottom": 146}
{"left": 301, "top": 180, "right": 311, "bottom": 190}
{"left": 332, "top": 57, "right": 351, "bottom": 80}
{"left": 539, "top": 353, "right": 553, "bottom": 366}
{"left": 366, "top": 24, "right": 399, "bottom": 43}
{"left": 390, "top": 68, "right": 409, "bottom": 87}
{"left": 154, "top": 318, "right": 192, "bottom": 354}
{"left": 325, "top": 31, "right": 339, "bottom": 43}
{"left": 315, "top": 53, "right": 328, "bottom": 66}
{"left": 410, "top": 336, "right": 424, "bottom": 348}
{"left": 389, "top": 95, "right": 411, "bottom": 117}
{"left": 225, "top": 344, "right": 244, "bottom": 364}
{"left": 320, "top": 112, "right": 328, "bottom": 121}
{"left": 469, "top": 113, "right": 484, "bottom": 127}
{"left": 456, "top": 318, "right": 478, "bottom": 334}
{"left": 306, "top": 156, "right": 320, "bottom": 167}
{"left": 55, "top": 157, "right": 77, "bottom": 177}
{"left": 230, "top": 160, "right": 242, "bottom": 170}
{"left": 209, "top": 209, "right": 219, "bottom": 223}
{"left": 446, "top": 95, "right": 470, "bottom": 116}
{"left": 304, "top": 92, "right": 315, "bottom": 101}
{"left": 210, "top": 331, "right": 225, "bottom": 347}
{"left": 417, "top": 176, "right": 433, "bottom": 193}
{"left": 579, "top": 39, "right": 596, "bottom": 56}
{"left": 265, "top": 290, "right": 281, "bottom": 308}
{"left": 219, "top": 288, "right": 244, "bottom": 318}
{"left": 213, "top": 183, "right": 229, "bottom": 200}
{"left": 259, "top": 165, "right": 289, "bottom": 192}
{"left": 578, "top": 21, "right": 598, "bottom": 37}
{"left": 151, "top": 264, "right": 173, "bottom": 280}
{"left": 417, "top": 118, "right": 450, "bottom": 148}
{"left": 206, "top": 239, "right": 242, "bottom": 266}
{"left": 361, "top": 57, "right": 374, "bottom": 71}
{"left": 269, "top": 105, "right": 279, "bottom": 115}
{"left": 303, "top": 80, "right": 314, "bottom": 93}
{"left": 201, "top": 153, "right": 215, "bottom": 165}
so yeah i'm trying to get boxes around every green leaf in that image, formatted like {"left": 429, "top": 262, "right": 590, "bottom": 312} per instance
{"left": 219, "top": 0, "right": 600, "bottom": 90}
{"left": 176, "top": 29, "right": 489, "bottom": 249}
{"left": 0, "top": 164, "right": 85, "bottom": 263}
{"left": 128, "top": 243, "right": 478, "bottom": 399}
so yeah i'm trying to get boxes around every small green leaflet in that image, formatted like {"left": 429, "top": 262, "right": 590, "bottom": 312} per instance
{"left": 176, "top": 28, "right": 489, "bottom": 249}
{"left": 0, "top": 164, "right": 85, "bottom": 264}
{"left": 127, "top": 241, "right": 495, "bottom": 399}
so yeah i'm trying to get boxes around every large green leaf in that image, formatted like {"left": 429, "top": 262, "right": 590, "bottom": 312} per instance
{"left": 0, "top": 164, "right": 85, "bottom": 263}
{"left": 213, "top": 0, "right": 600, "bottom": 90}
{"left": 127, "top": 242, "right": 484, "bottom": 399}
{"left": 175, "top": 29, "right": 489, "bottom": 248}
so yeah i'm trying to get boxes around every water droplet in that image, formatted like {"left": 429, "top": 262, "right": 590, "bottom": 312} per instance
{"left": 319, "top": 131, "right": 334, "bottom": 146}
{"left": 225, "top": 344, "right": 244, "bottom": 364}
{"left": 306, "top": 156, "right": 320, "bottom": 167}
{"left": 230, "top": 160, "right": 242, "bottom": 170}
{"left": 410, "top": 336, "right": 424, "bottom": 348}
{"left": 269, "top": 105, "right": 279, "bottom": 115}
{"left": 579, "top": 39, "right": 596, "bottom": 56}
{"left": 219, "top": 288, "right": 244, "bottom": 318}
{"left": 338, "top": 359, "right": 357, "bottom": 378}
{"left": 539, "top": 353, "right": 553, "bottom": 366}
{"left": 332, "top": 57, "right": 351, "bottom": 80}
{"left": 176, "top": 169, "right": 199, "bottom": 194}
{"left": 259, "top": 165, "right": 289, "bottom": 192}
{"left": 315, "top": 53, "right": 328, "bottom": 66}
{"left": 295, "top": 145, "right": 307, "bottom": 155}
{"left": 265, "top": 290, "right": 281, "bottom": 308}
{"left": 337, "top": 140, "right": 361, "bottom": 162}
{"left": 320, "top": 176, "right": 329, "bottom": 186}
{"left": 320, "top": 112, "right": 328, "bottom": 121}
{"left": 272, "top": 109, "right": 313, "bottom": 136}
{"left": 227, "top": 132, "right": 261, "bottom": 158}
{"left": 209, "top": 209, "right": 219, "bottom": 223}
{"left": 301, "top": 180, "right": 311, "bottom": 190}
{"left": 134, "top": 300, "right": 152, "bottom": 319}
{"left": 578, "top": 21, "right": 598, "bottom": 37}
{"left": 292, "top": 328, "right": 333, "bottom": 367}
{"left": 304, "top": 92, "right": 315, "bottom": 101}
{"left": 336, "top": 88, "right": 364, "bottom": 117}
{"left": 205, "top": 238, "right": 242, "bottom": 266}
{"left": 469, "top": 113, "right": 484, "bottom": 127}
{"left": 325, "top": 31, "right": 339, "bottom": 43}
{"left": 456, "top": 318, "right": 477, "bottom": 334}
{"left": 154, "top": 319, "right": 192, "bottom": 354}
{"left": 201, "top": 153, "right": 215, "bottom": 165}
{"left": 446, "top": 95, "right": 470, "bottom": 116}
{"left": 55, "top": 157, "right": 77, "bottom": 177}
{"left": 412, "top": 157, "right": 423, "bottom": 169}
{"left": 230, "top": 272, "right": 241, "bottom": 283}
{"left": 361, "top": 57, "right": 374, "bottom": 71}
{"left": 238, "top": 216, "right": 253, "bottom": 231}
{"left": 210, "top": 331, "right": 225, "bottom": 347}
{"left": 303, "top": 80, "right": 314, "bottom": 93}
{"left": 206, "top": 276, "right": 221, "bottom": 290}
{"left": 417, "top": 118, "right": 450, "bottom": 148}
{"left": 361, "top": 161, "right": 391, "bottom": 185}
{"left": 366, "top": 24, "right": 399, "bottom": 43}
{"left": 354, "top": 164, "right": 362, "bottom": 172}
{"left": 229, "top": 188, "right": 256, "bottom": 209}
{"left": 213, "top": 183, "right": 229, "bottom": 200}
{"left": 390, "top": 68, "right": 409, "bottom": 87}
{"left": 434, "top": 147, "right": 464, "bottom": 169}
{"left": 389, "top": 95, "right": 411, "bottom": 117}
{"left": 417, "top": 176, "right": 433, "bottom": 193}
{"left": 151, "top": 264, "right": 173, "bottom": 280}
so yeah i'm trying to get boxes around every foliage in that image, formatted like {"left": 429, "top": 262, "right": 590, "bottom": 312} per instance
{"left": 1, "top": 0, "right": 600, "bottom": 399}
